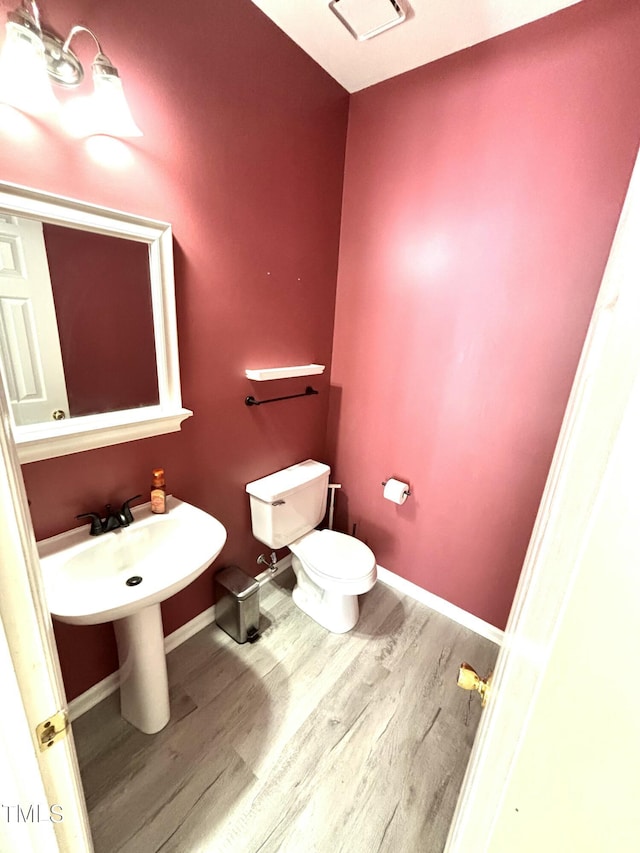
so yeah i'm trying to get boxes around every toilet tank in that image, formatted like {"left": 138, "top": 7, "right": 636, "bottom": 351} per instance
{"left": 245, "top": 460, "right": 330, "bottom": 549}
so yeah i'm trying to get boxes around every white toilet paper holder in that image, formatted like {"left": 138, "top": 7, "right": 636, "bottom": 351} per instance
{"left": 382, "top": 479, "right": 411, "bottom": 498}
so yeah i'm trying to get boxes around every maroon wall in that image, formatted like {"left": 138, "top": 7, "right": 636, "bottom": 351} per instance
{"left": 3, "top": 0, "right": 640, "bottom": 701}
{"left": 327, "top": 0, "right": 640, "bottom": 628}
{"left": 0, "top": 0, "right": 348, "bottom": 698}
{"left": 43, "top": 224, "right": 157, "bottom": 417}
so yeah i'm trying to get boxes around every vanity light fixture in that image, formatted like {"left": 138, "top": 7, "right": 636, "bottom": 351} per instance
{"left": 0, "top": 0, "right": 57, "bottom": 115}
{"left": 0, "top": 0, "right": 142, "bottom": 137}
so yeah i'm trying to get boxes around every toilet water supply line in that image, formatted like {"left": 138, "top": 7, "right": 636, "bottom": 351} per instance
{"left": 327, "top": 483, "right": 341, "bottom": 531}
{"left": 255, "top": 483, "right": 342, "bottom": 585}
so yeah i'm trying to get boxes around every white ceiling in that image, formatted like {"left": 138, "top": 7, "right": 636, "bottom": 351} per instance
{"left": 251, "top": 0, "right": 584, "bottom": 93}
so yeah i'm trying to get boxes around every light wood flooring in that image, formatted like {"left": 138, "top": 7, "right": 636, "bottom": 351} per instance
{"left": 72, "top": 572, "right": 499, "bottom": 853}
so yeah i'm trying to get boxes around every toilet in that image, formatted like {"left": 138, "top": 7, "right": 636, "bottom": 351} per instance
{"left": 246, "top": 459, "right": 377, "bottom": 633}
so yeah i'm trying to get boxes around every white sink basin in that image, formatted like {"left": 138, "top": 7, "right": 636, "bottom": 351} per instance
{"left": 38, "top": 497, "right": 227, "bottom": 625}
{"left": 37, "top": 496, "right": 227, "bottom": 734}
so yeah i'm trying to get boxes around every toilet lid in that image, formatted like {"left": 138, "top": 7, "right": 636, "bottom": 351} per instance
{"left": 291, "top": 529, "right": 376, "bottom": 580}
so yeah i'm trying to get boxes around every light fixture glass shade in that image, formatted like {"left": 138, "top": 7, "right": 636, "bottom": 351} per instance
{"left": 0, "top": 20, "right": 58, "bottom": 115}
{"left": 62, "top": 61, "right": 142, "bottom": 138}
{"left": 90, "top": 61, "right": 142, "bottom": 137}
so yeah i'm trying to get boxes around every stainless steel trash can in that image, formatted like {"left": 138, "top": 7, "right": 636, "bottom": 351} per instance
{"left": 215, "top": 566, "right": 260, "bottom": 643}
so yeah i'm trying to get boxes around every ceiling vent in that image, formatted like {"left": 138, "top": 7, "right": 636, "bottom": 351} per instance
{"left": 329, "top": 0, "right": 406, "bottom": 42}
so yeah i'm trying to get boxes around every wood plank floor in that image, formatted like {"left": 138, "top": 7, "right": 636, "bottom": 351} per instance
{"left": 72, "top": 572, "right": 499, "bottom": 853}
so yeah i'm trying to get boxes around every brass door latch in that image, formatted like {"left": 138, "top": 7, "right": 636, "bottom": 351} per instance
{"left": 457, "top": 662, "right": 493, "bottom": 707}
{"left": 36, "top": 709, "right": 69, "bottom": 751}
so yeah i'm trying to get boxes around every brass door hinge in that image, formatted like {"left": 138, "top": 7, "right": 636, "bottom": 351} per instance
{"left": 36, "top": 709, "right": 69, "bottom": 751}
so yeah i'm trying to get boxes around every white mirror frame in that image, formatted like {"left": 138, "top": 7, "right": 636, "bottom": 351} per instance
{"left": 0, "top": 181, "right": 192, "bottom": 463}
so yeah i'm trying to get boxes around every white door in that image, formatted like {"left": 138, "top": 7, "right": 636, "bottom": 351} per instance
{"left": 1, "top": 613, "right": 59, "bottom": 853}
{"left": 0, "top": 214, "right": 70, "bottom": 425}
{"left": 446, "top": 145, "right": 640, "bottom": 851}
{"left": 0, "top": 362, "right": 92, "bottom": 851}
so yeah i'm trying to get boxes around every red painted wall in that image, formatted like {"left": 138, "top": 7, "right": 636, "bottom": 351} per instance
{"left": 3, "top": 0, "right": 640, "bottom": 701}
{"left": 327, "top": 0, "right": 640, "bottom": 628}
{"left": 43, "top": 224, "right": 157, "bottom": 417}
{"left": 0, "top": 0, "right": 348, "bottom": 698}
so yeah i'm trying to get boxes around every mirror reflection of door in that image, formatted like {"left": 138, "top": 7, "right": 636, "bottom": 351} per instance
{"left": 0, "top": 214, "right": 70, "bottom": 426}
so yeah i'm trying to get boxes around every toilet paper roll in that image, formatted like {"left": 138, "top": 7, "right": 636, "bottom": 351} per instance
{"left": 383, "top": 478, "right": 409, "bottom": 505}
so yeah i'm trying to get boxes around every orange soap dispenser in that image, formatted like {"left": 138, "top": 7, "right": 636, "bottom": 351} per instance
{"left": 151, "top": 468, "right": 167, "bottom": 514}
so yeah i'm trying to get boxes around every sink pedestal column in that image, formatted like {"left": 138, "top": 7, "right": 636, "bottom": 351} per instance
{"left": 113, "top": 603, "right": 170, "bottom": 734}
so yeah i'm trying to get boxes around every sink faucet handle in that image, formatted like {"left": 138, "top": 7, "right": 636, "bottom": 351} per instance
{"left": 103, "top": 504, "right": 122, "bottom": 532}
{"left": 76, "top": 512, "right": 105, "bottom": 536}
{"left": 120, "top": 495, "right": 142, "bottom": 525}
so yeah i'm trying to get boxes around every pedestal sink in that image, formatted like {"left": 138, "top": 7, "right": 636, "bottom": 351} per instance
{"left": 37, "top": 497, "right": 227, "bottom": 734}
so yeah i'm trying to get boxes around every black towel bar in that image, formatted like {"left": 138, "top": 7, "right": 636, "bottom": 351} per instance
{"left": 245, "top": 386, "right": 319, "bottom": 407}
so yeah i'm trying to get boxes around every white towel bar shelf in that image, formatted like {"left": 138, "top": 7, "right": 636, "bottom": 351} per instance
{"left": 244, "top": 364, "right": 325, "bottom": 381}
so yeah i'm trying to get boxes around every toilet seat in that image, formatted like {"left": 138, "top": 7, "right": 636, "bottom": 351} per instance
{"left": 290, "top": 529, "right": 376, "bottom": 586}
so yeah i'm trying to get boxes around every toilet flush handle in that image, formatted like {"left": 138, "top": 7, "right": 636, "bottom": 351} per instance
{"left": 271, "top": 500, "right": 286, "bottom": 506}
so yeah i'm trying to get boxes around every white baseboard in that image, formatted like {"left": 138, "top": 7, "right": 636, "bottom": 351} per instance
{"left": 164, "top": 604, "right": 216, "bottom": 654}
{"left": 68, "top": 557, "right": 294, "bottom": 722}
{"left": 376, "top": 566, "right": 504, "bottom": 646}
{"left": 68, "top": 671, "right": 120, "bottom": 721}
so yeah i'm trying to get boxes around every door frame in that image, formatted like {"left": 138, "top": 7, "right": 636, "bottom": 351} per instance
{"left": 445, "top": 144, "right": 640, "bottom": 849}
{"left": 0, "top": 370, "right": 93, "bottom": 851}
{"left": 0, "top": 611, "right": 60, "bottom": 853}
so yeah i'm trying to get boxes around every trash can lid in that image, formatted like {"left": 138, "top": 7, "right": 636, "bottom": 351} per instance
{"left": 216, "top": 565, "right": 260, "bottom": 599}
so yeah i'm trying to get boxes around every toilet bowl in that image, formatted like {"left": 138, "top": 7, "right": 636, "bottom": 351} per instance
{"left": 246, "top": 459, "right": 378, "bottom": 633}
{"left": 289, "top": 529, "right": 377, "bottom": 633}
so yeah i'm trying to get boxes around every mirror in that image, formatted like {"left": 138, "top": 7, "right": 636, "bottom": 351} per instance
{"left": 0, "top": 217, "right": 159, "bottom": 425}
{"left": 0, "top": 182, "right": 192, "bottom": 463}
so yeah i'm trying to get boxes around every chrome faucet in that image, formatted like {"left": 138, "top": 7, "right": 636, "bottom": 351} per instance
{"left": 76, "top": 495, "right": 142, "bottom": 535}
